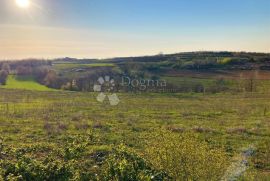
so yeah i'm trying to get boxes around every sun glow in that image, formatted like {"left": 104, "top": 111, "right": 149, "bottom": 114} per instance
{"left": 16, "top": 0, "right": 30, "bottom": 8}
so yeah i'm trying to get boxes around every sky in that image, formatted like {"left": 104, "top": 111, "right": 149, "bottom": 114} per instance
{"left": 0, "top": 0, "right": 269, "bottom": 59}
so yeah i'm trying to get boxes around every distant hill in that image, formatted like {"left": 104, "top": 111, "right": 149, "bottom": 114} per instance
{"left": 48, "top": 51, "right": 270, "bottom": 74}
{"left": 1, "top": 51, "right": 270, "bottom": 93}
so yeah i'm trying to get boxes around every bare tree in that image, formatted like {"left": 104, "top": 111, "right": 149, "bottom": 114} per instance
{"left": 0, "top": 70, "right": 8, "bottom": 85}
{"left": 1, "top": 63, "right": 10, "bottom": 74}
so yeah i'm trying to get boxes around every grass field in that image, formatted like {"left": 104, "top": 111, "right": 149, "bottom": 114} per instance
{"left": 53, "top": 63, "right": 115, "bottom": 71}
{"left": 1, "top": 75, "right": 54, "bottom": 91}
{"left": 0, "top": 88, "right": 269, "bottom": 180}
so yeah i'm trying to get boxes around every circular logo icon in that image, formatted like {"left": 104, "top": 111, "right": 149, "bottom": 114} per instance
{"left": 93, "top": 76, "right": 120, "bottom": 106}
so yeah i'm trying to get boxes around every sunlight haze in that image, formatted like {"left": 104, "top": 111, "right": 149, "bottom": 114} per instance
{"left": 0, "top": 0, "right": 269, "bottom": 59}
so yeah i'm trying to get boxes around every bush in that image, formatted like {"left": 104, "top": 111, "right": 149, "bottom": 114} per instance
{"left": 0, "top": 135, "right": 99, "bottom": 181}
{"left": 101, "top": 144, "right": 169, "bottom": 181}
{"left": 143, "top": 131, "right": 229, "bottom": 180}
{"left": 2, "top": 156, "right": 73, "bottom": 181}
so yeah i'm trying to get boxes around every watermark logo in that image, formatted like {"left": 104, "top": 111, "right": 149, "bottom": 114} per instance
{"left": 121, "top": 76, "right": 167, "bottom": 91}
{"left": 93, "top": 75, "right": 167, "bottom": 105}
{"left": 93, "top": 76, "right": 120, "bottom": 106}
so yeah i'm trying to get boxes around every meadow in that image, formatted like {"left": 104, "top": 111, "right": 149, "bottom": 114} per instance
{"left": 0, "top": 88, "right": 269, "bottom": 180}
{"left": 2, "top": 75, "right": 54, "bottom": 91}
{"left": 0, "top": 53, "right": 270, "bottom": 180}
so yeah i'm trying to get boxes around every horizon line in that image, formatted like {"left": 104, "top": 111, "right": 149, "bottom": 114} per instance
{"left": 1, "top": 50, "right": 270, "bottom": 61}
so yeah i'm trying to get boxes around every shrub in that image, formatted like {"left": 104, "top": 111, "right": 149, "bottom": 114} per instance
{"left": 0, "top": 135, "right": 98, "bottom": 181}
{"left": 2, "top": 156, "right": 73, "bottom": 181}
{"left": 62, "top": 136, "right": 87, "bottom": 161}
{"left": 143, "top": 131, "right": 229, "bottom": 180}
{"left": 101, "top": 144, "right": 169, "bottom": 181}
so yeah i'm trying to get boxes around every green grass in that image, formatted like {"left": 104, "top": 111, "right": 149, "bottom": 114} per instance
{"left": 1, "top": 75, "right": 55, "bottom": 91}
{"left": 217, "top": 57, "right": 233, "bottom": 64}
{"left": 0, "top": 79, "right": 270, "bottom": 180}
{"left": 53, "top": 63, "right": 115, "bottom": 70}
